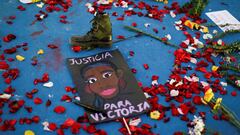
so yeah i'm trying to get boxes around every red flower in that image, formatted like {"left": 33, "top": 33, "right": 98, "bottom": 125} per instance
{"left": 34, "top": 97, "right": 43, "bottom": 104}
{"left": 54, "top": 106, "right": 66, "bottom": 114}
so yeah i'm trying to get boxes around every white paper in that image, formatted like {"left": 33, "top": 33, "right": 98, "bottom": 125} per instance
{"left": 206, "top": 10, "right": 240, "bottom": 32}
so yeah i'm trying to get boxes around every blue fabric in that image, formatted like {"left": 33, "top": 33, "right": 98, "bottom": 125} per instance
{"left": 0, "top": 0, "right": 240, "bottom": 134}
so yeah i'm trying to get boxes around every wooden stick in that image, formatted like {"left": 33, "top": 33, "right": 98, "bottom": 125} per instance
{"left": 122, "top": 117, "right": 132, "bottom": 135}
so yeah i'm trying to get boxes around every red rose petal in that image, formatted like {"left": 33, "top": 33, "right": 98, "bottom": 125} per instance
{"left": 213, "top": 115, "right": 219, "bottom": 120}
{"left": 42, "top": 73, "right": 49, "bottom": 82}
{"left": 57, "top": 129, "right": 64, "bottom": 135}
{"left": 4, "top": 77, "right": 11, "bottom": 84}
{"left": 48, "top": 44, "right": 58, "bottom": 49}
{"left": 63, "top": 118, "right": 75, "bottom": 127}
{"left": 174, "top": 132, "right": 184, "bottom": 135}
{"left": 61, "top": 95, "right": 72, "bottom": 102}
{"left": 72, "top": 46, "right": 81, "bottom": 52}
{"left": 143, "top": 64, "right": 149, "bottom": 70}
{"left": 231, "top": 91, "right": 237, "bottom": 97}
{"left": 54, "top": 106, "right": 66, "bottom": 114}
{"left": 86, "top": 125, "right": 97, "bottom": 134}
{"left": 24, "top": 106, "right": 32, "bottom": 113}
{"left": 192, "top": 96, "right": 202, "bottom": 105}
{"left": 0, "top": 61, "right": 9, "bottom": 70}
{"left": 129, "top": 51, "right": 135, "bottom": 56}
{"left": 60, "top": 15, "right": 67, "bottom": 19}
{"left": 34, "top": 97, "right": 43, "bottom": 104}
{"left": 153, "top": 28, "right": 158, "bottom": 33}
{"left": 4, "top": 86, "right": 15, "bottom": 94}
{"left": 32, "top": 116, "right": 40, "bottom": 123}
{"left": 3, "top": 34, "right": 16, "bottom": 42}
{"left": 152, "top": 75, "right": 159, "bottom": 80}
{"left": 117, "top": 35, "right": 125, "bottom": 39}
{"left": 48, "top": 122, "right": 57, "bottom": 131}
{"left": 65, "top": 86, "right": 73, "bottom": 92}
{"left": 4, "top": 47, "right": 17, "bottom": 54}
{"left": 71, "top": 122, "right": 81, "bottom": 134}
{"left": 131, "top": 22, "right": 137, "bottom": 27}
{"left": 131, "top": 68, "right": 137, "bottom": 73}
{"left": 17, "top": 5, "right": 26, "bottom": 11}
{"left": 46, "top": 99, "right": 52, "bottom": 107}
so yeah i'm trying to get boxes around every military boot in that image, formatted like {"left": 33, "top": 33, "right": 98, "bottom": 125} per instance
{"left": 70, "top": 13, "right": 112, "bottom": 50}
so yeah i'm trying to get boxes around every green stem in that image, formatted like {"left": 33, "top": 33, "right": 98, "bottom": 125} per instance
{"left": 124, "top": 26, "right": 179, "bottom": 48}
{"left": 211, "top": 30, "right": 240, "bottom": 41}
{"left": 220, "top": 65, "right": 240, "bottom": 73}
{"left": 225, "top": 75, "right": 240, "bottom": 89}
{"left": 203, "top": 23, "right": 240, "bottom": 27}
{"left": 206, "top": 40, "right": 240, "bottom": 53}
{"left": 210, "top": 98, "right": 240, "bottom": 129}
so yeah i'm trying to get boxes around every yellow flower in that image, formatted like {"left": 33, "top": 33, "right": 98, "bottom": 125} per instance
{"left": 24, "top": 130, "right": 35, "bottom": 135}
{"left": 184, "top": 20, "right": 195, "bottom": 29}
{"left": 37, "top": 49, "right": 44, "bottom": 55}
{"left": 163, "top": 0, "right": 168, "bottom": 4}
{"left": 201, "top": 26, "right": 209, "bottom": 33}
{"left": 213, "top": 98, "right": 222, "bottom": 110}
{"left": 183, "top": 20, "right": 209, "bottom": 33}
{"left": 203, "top": 88, "right": 214, "bottom": 103}
{"left": 16, "top": 55, "right": 25, "bottom": 61}
{"left": 150, "top": 110, "right": 160, "bottom": 120}
{"left": 212, "top": 66, "right": 219, "bottom": 72}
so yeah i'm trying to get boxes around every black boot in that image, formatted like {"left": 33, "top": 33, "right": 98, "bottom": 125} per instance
{"left": 70, "top": 13, "right": 112, "bottom": 50}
